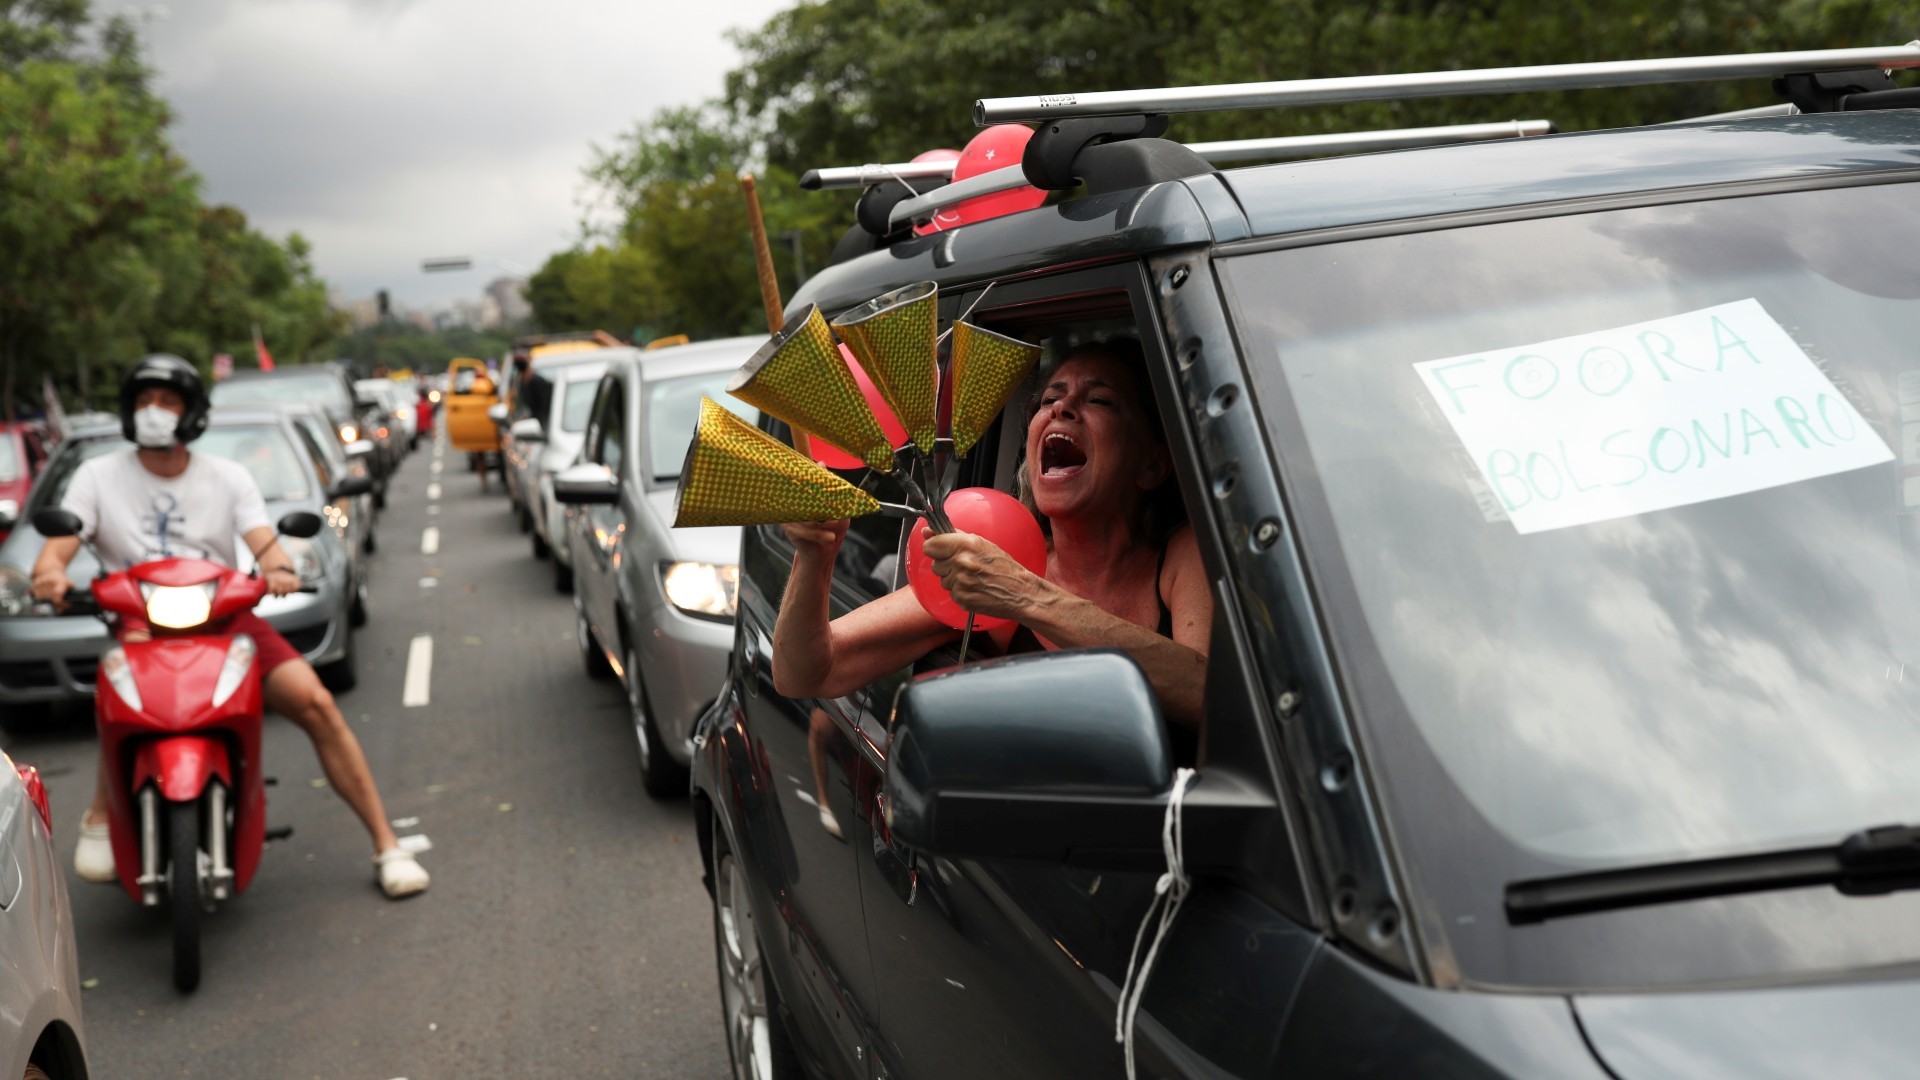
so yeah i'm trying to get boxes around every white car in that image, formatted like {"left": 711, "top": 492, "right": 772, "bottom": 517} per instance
{"left": 502, "top": 351, "right": 625, "bottom": 591}
{"left": 0, "top": 751, "right": 90, "bottom": 1079}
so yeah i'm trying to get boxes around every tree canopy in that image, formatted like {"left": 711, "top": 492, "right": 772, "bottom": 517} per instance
{"left": 0, "top": 2, "right": 343, "bottom": 415}
{"left": 531, "top": 0, "right": 1913, "bottom": 339}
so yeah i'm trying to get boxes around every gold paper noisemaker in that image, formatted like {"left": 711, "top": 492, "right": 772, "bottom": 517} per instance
{"left": 833, "top": 282, "right": 940, "bottom": 455}
{"left": 728, "top": 306, "right": 897, "bottom": 473}
{"left": 674, "top": 397, "right": 892, "bottom": 528}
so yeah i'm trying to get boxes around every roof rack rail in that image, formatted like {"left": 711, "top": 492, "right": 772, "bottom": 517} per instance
{"left": 975, "top": 43, "right": 1920, "bottom": 123}
{"left": 801, "top": 162, "right": 957, "bottom": 191}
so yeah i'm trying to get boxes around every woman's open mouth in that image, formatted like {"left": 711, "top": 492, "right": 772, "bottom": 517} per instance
{"left": 1040, "top": 431, "right": 1087, "bottom": 479}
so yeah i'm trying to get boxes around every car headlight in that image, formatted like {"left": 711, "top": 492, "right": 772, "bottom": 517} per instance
{"left": 100, "top": 645, "right": 142, "bottom": 711}
{"left": 142, "top": 582, "right": 217, "bottom": 630}
{"left": 0, "top": 565, "right": 32, "bottom": 617}
{"left": 339, "top": 423, "right": 359, "bottom": 443}
{"left": 660, "top": 561, "right": 739, "bottom": 621}
{"left": 279, "top": 536, "right": 325, "bottom": 583}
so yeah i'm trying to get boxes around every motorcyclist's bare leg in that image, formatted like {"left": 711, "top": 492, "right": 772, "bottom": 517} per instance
{"left": 264, "top": 660, "right": 400, "bottom": 854}
{"left": 84, "top": 758, "right": 109, "bottom": 827}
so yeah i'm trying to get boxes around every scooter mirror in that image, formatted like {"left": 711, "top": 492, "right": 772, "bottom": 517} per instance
{"left": 276, "top": 511, "right": 324, "bottom": 539}
{"left": 31, "top": 508, "right": 83, "bottom": 538}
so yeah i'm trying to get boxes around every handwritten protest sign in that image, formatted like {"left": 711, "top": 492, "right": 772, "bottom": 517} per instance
{"left": 1414, "top": 299, "right": 1892, "bottom": 534}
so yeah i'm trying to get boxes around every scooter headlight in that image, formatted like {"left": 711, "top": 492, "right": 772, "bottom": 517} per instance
{"left": 210, "top": 633, "right": 256, "bottom": 708}
{"left": 99, "top": 645, "right": 143, "bottom": 711}
{"left": 142, "top": 582, "right": 217, "bottom": 630}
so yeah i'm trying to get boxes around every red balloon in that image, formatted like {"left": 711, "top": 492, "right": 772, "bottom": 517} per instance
{"left": 812, "top": 343, "right": 911, "bottom": 470}
{"left": 928, "top": 125, "right": 1047, "bottom": 233}
{"left": 906, "top": 487, "right": 1049, "bottom": 630}
{"left": 908, "top": 148, "right": 963, "bottom": 238}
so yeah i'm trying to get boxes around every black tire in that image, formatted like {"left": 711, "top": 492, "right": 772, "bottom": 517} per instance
{"left": 168, "top": 798, "right": 201, "bottom": 993}
{"left": 349, "top": 577, "right": 369, "bottom": 629}
{"left": 576, "top": 593, "right": 613, "bottom": 680}
{"left": 517, "top": 503, "right": 532, "bottom": 534}
{"left": 712, "top": 823, "right": 803, "bottom": 1080}
{"left": 531, "top": 528, "right": 549, "bottom": 560}
{"left": 627, "top": 644, "right": 688, "bottom": 799}
{"left": 553, "top": 558, "right": 572, "bottom": 593}
{"left": 363, "top": 526, "right": 378, "bottom": 555}
{"left": 320, "top": 627, "right": 358, "bottom": 692}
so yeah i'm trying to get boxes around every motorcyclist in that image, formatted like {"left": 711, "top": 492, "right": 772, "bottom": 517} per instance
{"left": 29, "top": 355, "right": 430, "bottom": 899}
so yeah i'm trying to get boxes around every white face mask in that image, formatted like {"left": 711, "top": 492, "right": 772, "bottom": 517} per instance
{"left": 133, "top": 405, "right": 181, "bottom": 449}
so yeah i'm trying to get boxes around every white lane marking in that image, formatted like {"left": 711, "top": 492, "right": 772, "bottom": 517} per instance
{"left": 397, "top": 833, "right": 433, "bottom": 853}
{"left": 417, "top": 577, "right": 438, "bottom": 589}
{"left": 426, "top": 482, "right": 441, "bottom": 500}
{"left": 430, "top": 459, "right": 442, "bottom": 475}
{"left": 420, "top": 526, "right": 440, "bottom": 555}
{"left": 402, "top": 635, "right": 433, "bottom": 707}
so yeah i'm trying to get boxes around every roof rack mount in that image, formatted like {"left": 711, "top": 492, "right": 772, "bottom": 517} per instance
{"left": 975, "top": 43, "right": 1920, "bottom": 123}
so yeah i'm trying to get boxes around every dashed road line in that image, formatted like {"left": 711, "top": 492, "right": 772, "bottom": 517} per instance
{"left": 426, "top": 482, "right": 441, "bottom": 500}
{"left": 402, "top": 634, "right": 433, "bottom": 707}
{"left": 420, "top": 526, "right": 440, "bottom": 555}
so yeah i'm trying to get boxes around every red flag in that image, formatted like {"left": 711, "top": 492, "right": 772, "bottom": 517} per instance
{"left": 252, "top": 323, "right": 276, "bottom": 371}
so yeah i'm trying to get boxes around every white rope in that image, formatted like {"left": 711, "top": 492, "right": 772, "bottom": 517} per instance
{"left": 1115, "top": 766, "right": 1197, "bottom": 1080}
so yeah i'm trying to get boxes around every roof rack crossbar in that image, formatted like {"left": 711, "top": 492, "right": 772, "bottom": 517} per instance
{"left": 801, "top": 161, "right": 958, "bottom": 191}
{"left": 975, "top": 43, "right": 1920, "bottom": 124}
{"left": 1188, "top": 119, "right": 1552, "bottom": 162}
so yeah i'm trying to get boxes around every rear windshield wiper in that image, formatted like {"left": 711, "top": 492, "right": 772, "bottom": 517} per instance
{"left": 1505, "top": 824, "right": 1920, "bottom": 925}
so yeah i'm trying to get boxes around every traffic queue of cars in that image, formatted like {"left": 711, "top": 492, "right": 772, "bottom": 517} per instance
{"left": 474, "top": 337, "right": 760, "bottom": 800}
{"left": 0, "top": 364, "right": 419, "bottom": 1072}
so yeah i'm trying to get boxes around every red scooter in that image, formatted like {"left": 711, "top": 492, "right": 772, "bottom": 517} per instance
{"left": 35, "top": 507, "right": 322, "bottom": 992}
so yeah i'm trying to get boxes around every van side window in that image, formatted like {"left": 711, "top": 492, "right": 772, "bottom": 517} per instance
{"left": 757, "top": 416, "right": 907, "bottom": 599}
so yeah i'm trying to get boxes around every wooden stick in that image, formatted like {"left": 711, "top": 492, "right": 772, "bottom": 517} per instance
{"left": 740, "top": 173, "right": 811, "bottom": 456}
{"left": 741, "top": 175, "right": 785, "bottom": 335}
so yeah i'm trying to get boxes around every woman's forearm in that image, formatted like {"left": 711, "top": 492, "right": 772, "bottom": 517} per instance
{"left": 772, "top": 551, "right": 837, "bottom": 697}
{"left": 1021, "top": 589, "right": 1208, "bottom": 728}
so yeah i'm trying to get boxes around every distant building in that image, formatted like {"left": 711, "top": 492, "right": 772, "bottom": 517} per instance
{"left": 484, "top": 276, "right": 532, "bottom": 326}
{"left": 336, "top": 296, "right": 382, "bottom": 330}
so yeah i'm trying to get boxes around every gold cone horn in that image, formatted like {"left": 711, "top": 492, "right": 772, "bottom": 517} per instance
{"left": 832, "top": 281, "right": 939, "bottom": 454}
{"left": 728, "top": 306, "right": 895, "bottom": 472}
{"left": 948, "top": 321, "right": 1042, "bottom": 458}
{"left": 674, "top": 397, "right": 884, "bottom": 528}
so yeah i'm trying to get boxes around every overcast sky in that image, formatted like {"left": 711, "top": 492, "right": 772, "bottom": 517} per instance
{"left": 140, "top": 0, "right": 791, "bottom": 311}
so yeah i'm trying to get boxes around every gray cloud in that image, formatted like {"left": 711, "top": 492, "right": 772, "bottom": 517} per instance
{"left": 140, "top": 0, "right": 790, "bottom": 308}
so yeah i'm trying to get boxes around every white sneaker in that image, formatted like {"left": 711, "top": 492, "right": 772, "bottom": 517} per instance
{"left": 374, "top": 848, "right": 429, "bottom": 899}
{"left": 74, "top": 820, "right": 116, "bottom": 884}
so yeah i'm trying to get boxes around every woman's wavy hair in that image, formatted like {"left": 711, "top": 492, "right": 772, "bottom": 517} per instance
{"left": 1014, "top": 335, "right": 1185, "bottom": 547}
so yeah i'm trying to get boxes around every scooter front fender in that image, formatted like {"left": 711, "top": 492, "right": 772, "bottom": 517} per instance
{"left": 131, "top": 736, "right": 232, "bottom": 803}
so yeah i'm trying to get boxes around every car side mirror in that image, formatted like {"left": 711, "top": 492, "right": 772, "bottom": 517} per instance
{"left": 552, "top": 462, "right": 619, "bottom": 505}
{"left": 328, "top": 474, "right": 374, "bottom": 500}
{"left": 344, "top": 439, "right": 375, "bottom": 459}
{"left": 31, "top": 508, "right": 82, "bottom": 538}
{"left": 353, "top": 396, "right": 376, "bottom": 411}
{"left": 487, "top": 403, "right": 509, "bottom": 425}
{"left": 277, "top": 511, "right": 323, "bottom": 539}
{"left": 884, "top": 650, "right": 1272, "bottom": 871}
{"left": 509, "top": 417, "right": 545, "bottom": 443}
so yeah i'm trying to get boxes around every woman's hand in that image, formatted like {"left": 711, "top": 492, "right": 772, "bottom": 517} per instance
{"left": 921, "top": 527, "right": 1047, "bottom": 623}
{"left": 782, "top": 520, "right": 849, "bottom": 563}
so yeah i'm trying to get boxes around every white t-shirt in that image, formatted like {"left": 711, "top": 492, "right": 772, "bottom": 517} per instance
{"left": 62, "top": 450, "right": 271, "bottom": 570}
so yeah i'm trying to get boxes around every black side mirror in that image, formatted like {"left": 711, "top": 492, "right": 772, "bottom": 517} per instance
{"left": 885, "top": 649, "right": 1272, "bottom": 871}
{"left": 31, "top": 508, "right": 83, "bottom": 538}
{"left": 276, "top": 511, "right": 324, "bottom": 539}
{"left": 552, "top": 462, "right": 619, "bottom": 505}
{"left": 328, "top": 474, "right": 374, "bottom": 500}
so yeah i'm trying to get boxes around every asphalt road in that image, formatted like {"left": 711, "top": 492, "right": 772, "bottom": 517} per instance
{"left": 2, "top": 430, "right": 729, "bottom": 1078}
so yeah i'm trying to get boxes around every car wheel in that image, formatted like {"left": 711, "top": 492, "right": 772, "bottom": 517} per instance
{"left": 713, "top": 825, "right": 803, "bottom": 1080}
{"left": 553, "top": 556, "right": 572, "bottom": 593}
{"left": 576, "top": 593, "right": 613, "bottom": 680}
{"left": 168, "top": 798, "right": 202, "bottom": 993}
{"left": 26, "top": 1063, "right": 53, "bottom": 1080}
{"left": 320, "top": 628, "right": 358, "bottom": 692}
{"left": 373, "top": 486, "right": 387, "bottom": 510}
{"left": 349, "top": 577, "right": 369, "bottom": 628}
{"left": 362, "top": 526, "right": 377, "bottom": 555}
{"left": 518, "top": 504, "right": 532, "bottom": 534}
{"left": 531, "top": 528, "right": 549, "bottom": 560}
{"left": 627, "top": 644, "right": 689, "bottom": 799}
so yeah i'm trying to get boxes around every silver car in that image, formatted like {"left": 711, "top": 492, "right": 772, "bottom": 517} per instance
{"left": 554, "top": 338, "right": 758, "bottom": 797}
{"left": 0, "top": 750, "right": 89, "bottom": 1078}
{"left": 503, "top": 351, "right": 624, "bottom": 591}
{"left": 0, "top": 412, "right": 369, "bottom": 718}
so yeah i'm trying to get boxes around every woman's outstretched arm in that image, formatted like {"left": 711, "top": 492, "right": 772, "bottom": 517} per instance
{"left": 772, "top": 521, "right": 957, "bottom": 700}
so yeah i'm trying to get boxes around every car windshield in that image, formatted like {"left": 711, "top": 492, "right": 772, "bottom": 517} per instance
{"left": 560, "top": 379, "right": 599, "bottom": 433}
{"left": 1225, "top": 180, "right": 1920, "bottom": 985}
{"left": 197, "top": 426, "right": 310, "bottom": 501}
{"left": 0, "top": 434, "right": 18, "bottom": 481}
{"left": 212, "top": 372, "right": 352, "bottom": 417}
{"left": 647, "top": 372, "right": 755, "bottom": 482}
